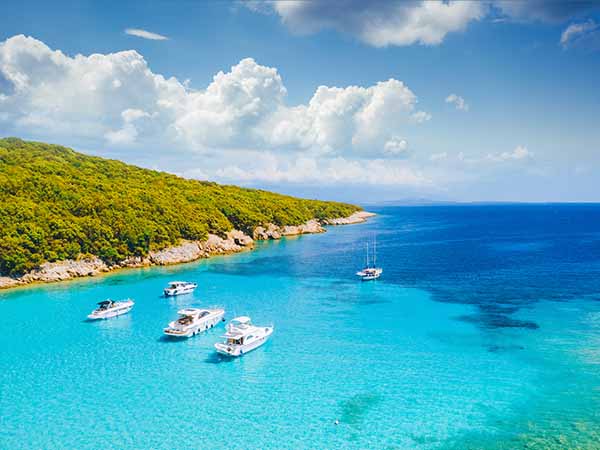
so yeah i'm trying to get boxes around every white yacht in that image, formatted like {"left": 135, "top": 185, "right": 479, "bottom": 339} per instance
{"left": 214, "top": 317, "right": 273, "bottom": 357}
{"left": 163, "top": 307, "right": 225, "bottom": 338}
{"left": 87, "top": 299, "right": 134, "bottom": 320}
{"left": 356, "top": 238, "right": 383, "bottom": 281}
{"left": 163, "top": 281, "right": 197, "bottom": 297}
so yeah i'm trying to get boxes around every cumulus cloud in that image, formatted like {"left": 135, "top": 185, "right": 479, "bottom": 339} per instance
{"left": 560, "top": 20, "right": 600, "bottom": 50}
{"left": 248, "top": 0, "right": 484, "bottom": 47}
{"left": 245, "top": 1, "right": 600, "bottom": 46}
{"left": 0, "top": 35, "right": 429, "bottom": 159}
{"left": 262, "top": 79, "right": 429, "bottom": 157}
{"left": 104, "top": 108, "right": 152, "bottom": 145}
{"left": 125, "top": 28, "right": 169, "bottom": 40}
{"left": 445, "top": 93, "right": 469, "bottom": 111}
{"left": 0, "top": 35, "right": 183, "bottom": 146}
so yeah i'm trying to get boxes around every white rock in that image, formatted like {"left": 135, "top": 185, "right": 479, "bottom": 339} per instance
{"left": 324, "top": 211, "right": 376, "bottom": 225}
{"left": 149, "top": 241, "right": 202, "bottom": 265}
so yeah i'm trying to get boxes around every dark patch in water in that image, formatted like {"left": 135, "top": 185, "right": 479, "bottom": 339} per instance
{"left": 479, "top": 303, "right": 520, "bottom": 315}
{"left": 487, "top": 344, "right": 525, "bottom": 353}
{"left": 157, "top": 336, "right": 181, "bottom": 343}
{"left": 339, "top": 393, "right": 382, "bottom": 426}
{"left": 456, "top": 313, "right": 539, "bottom": 330}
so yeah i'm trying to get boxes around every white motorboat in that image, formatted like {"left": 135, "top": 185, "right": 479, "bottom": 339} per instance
{"left": 163, "top": 307, "right": 225, "bottom": 338}
{"left": 214, "top": 316, "right": 273, "bottom": 357}
{"left": 163, "top": 281, "right": 197, "bottom": 296}
{"left": 87, "top": 299, "right": 134, "bottom": 320}
{"left": 356, "top": 238, "right": 383, "bottom": 281}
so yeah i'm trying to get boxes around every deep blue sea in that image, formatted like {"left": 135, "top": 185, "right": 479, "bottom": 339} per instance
{"left": 2, "top": 204, "right": 600, "bottom": 449}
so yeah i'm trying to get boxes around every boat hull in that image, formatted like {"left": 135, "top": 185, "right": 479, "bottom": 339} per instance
{"left": 360, "top": 274, "right": 381, "bottom": 281}
{"left": 163, "top": 286, "right": 196, "bottom": 296}
{"left": 163, "top": 309, "right": 225, "bottom": 338}
{"left": 87, "top": 302, "right": 134, "bottom": 320}
{"left": 356, "top": 268, "right": 383, "bottom": 281}
{"left": 215, "top": 327, "right": 273, "bottom": 357}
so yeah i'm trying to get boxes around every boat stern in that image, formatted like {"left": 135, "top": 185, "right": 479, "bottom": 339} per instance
{"left": 214, "top": 342, "right": 240, "bottom": 357}
{"left": 163, "top": 328, "right": 192, "bottom": 338}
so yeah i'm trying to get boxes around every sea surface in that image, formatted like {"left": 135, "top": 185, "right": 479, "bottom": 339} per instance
{"left": 1, "top": 204, "right": 600, "bottom": 449}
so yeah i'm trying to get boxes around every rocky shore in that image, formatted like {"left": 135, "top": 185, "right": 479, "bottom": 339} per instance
{"left": 0, "top": 212, "right": 374, "bottom": 290}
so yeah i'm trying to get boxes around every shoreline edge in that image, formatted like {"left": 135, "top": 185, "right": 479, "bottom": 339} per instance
{"left": 0, "top": 211, "right": 375, "bottom": 291}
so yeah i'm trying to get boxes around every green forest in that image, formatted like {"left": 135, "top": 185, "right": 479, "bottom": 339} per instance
{"left": 0, "top": 138, "right": 359, "bottom": 276}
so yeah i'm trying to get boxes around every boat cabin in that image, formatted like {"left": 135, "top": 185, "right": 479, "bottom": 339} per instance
{"left": 97, "top": 300, "right": 114, "bottom": 310}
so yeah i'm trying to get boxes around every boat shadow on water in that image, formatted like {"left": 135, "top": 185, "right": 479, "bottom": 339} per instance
{"left": 204, "top": 352, "right": 236, "bottom": 364}
{"left": 157, "top": 335, "right": 183, "bottom": 343}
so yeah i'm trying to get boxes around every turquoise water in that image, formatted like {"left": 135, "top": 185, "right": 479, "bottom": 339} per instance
{"left": 1, "top": 205, "right": 600, "bottom": 449}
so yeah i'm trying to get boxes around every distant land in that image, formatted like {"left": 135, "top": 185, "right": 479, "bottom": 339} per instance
{"left": 363, "top": 198, "right": 460, "bottom": 206}
{"left": 0, "top": 138, "right": 370, "bottom": 288}
{"left": 362, "top": 199, "right": 600, "bottom": 207}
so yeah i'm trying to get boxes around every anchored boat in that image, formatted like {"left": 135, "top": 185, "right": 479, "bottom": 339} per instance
{"left": 163, "top": 281, "right": 197, "bottom": 297}
{"left": 214, "top": 316, "right": 273, "bottom": 357}
{"left": 163, "top": 308, "right": 225, "bottom": 338}
{"left": 356, "top": 238, "right": 383, "bottom": 281}
{"left": 87, "top": 299, "right": 134, "bottom": 320}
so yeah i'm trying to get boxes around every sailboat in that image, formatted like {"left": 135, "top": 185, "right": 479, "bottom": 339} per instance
{"left": 356, "top": 237, "right": 383, "bottom": 281}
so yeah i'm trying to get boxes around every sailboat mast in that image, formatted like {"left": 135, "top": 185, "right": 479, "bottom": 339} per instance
{"left": 374, "top": 236, "right": 377, "bottom": 267}
{"left": 366, "top": 242, "right": 369, "bottom": 268}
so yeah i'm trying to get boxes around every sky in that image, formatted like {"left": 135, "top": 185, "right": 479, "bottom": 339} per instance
{"left": 1, "top": 0, "right": 599, "bottom": 203}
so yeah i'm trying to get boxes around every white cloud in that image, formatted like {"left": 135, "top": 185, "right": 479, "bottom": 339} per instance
{"left": 125, "top": 28, "right": 169, "bottom": 41}
{"left": 212, "top": 153, "right": 430, "bottom": 187}
{"left": 412, "top": 110, "right": 432, "bottom": 123}
{"left": 429, "top": 152, "right": 448, "bottom": 161}
{"left": 249, "top": 0, "right": 484, "bottom": 47}
{"left": 0, "top": 34, "right": 542, "bottom": 194}
{"left": 560, "top": 20, "right": 600, "bottom": 49}
{"left": 246, "top": 1, "right": 600, "bottom": 48}
{"left": 0, "top": 35, "right": 428, "bottom": 160}
{"left": 104, "top": 108, "right": 152, "bottom": 145}
{"left": 455, "top": 146, "right": 533, "bottom": 165}
{"left": 262, "top": 79, "right": 429, "bottom": 157}
{"left": 383, "top": 137, "right": 409, "bottom": 157}
{"left": 487, "top": 145, "right": 533, "bottom": 162}
{"left": 445, "top": 93, "right": 469, "bottom": 111}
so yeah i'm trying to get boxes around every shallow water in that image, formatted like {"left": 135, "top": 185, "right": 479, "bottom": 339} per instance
{"left": 1, "top": 204, "right": 599, "bottom": 449}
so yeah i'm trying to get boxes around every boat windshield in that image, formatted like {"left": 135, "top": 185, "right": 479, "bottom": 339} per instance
{"left": 231, "top": 317, "right": 251, "bottom": 326}
{"left": 177, "top": 315, "right": 194, "bottom": 325}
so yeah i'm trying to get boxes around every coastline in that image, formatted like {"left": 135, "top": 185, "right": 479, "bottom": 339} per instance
{"left": 0, "top": 211, "right": 375, "bottom": 291}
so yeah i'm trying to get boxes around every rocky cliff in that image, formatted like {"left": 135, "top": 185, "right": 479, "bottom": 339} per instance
{"left": 0, "top": 212, "right": 374, "bottom": 290}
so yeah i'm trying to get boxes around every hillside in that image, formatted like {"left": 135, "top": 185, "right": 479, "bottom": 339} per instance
{"left": 0, "top": 138, "right": 360, "bottom": 277}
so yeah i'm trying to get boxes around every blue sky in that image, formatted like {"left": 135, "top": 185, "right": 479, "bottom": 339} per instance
{"left": 1, "top": 0, "right": 599, "bottom": 202}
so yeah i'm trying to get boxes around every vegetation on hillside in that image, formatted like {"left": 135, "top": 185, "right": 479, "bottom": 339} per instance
{"left": 0, "top": 138, "right": 359, "bottom": 276}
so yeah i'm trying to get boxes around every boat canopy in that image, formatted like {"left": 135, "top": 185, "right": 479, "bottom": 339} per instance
{"left": 97, "top": 300, "right": 113, "bottom": 305}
